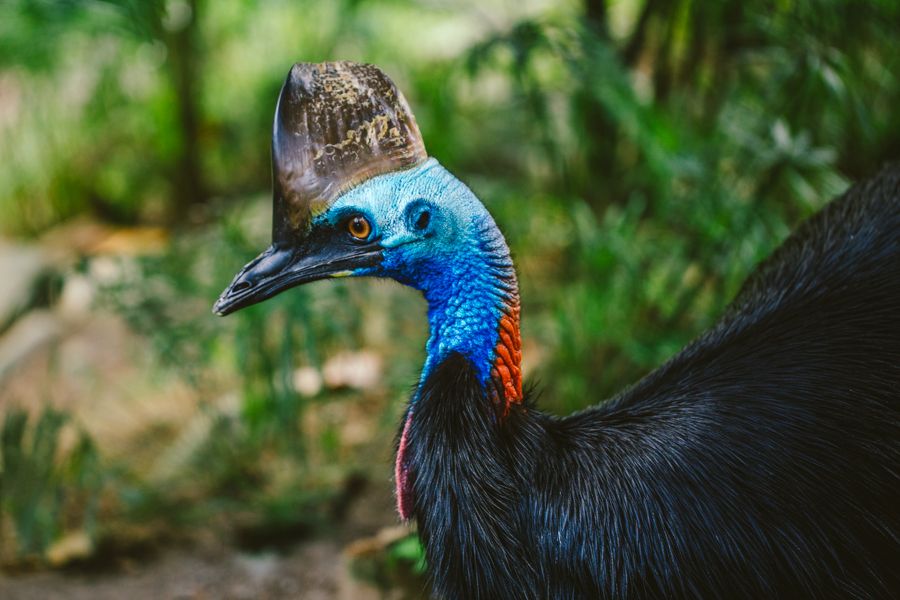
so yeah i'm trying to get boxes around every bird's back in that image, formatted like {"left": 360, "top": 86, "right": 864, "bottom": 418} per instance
{"left": 562, "top": 164, "right": 900, "bottom": 598}
{"left": 407, "top": 165, "right": 900, "bottom": 600}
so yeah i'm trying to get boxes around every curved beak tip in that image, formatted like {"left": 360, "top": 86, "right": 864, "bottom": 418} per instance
{"left": 211, "top": 288, "right": 238, "bottom": 317}
{"left": 211, "top": 300, "right": 227, "bottom": 317}
{"left": 211, "top": 240, "right": 383, "bottom": 317}
{"left": 210, "top": 273, "right": 256, "bottom": 318}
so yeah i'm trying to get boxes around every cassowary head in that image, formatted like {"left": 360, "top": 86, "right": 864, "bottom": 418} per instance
{"left": 213, "top": 61, "right": 501, "bottom": 316}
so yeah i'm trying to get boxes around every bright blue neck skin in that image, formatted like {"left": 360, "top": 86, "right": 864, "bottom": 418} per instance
{"left": 317, "top": 159, "right": 519, "bottom": 391}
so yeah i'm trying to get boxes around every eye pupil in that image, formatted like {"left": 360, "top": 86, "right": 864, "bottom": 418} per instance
{"left": 348, "top": 215, "right": 371, "bottom": 239}
{"left": 416, "top": 210, "right": 431, "bottom": 230}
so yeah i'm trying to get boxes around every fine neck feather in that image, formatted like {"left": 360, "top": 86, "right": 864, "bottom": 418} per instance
{"left": 418, "top": 214, "right": 523, "bottom": 413}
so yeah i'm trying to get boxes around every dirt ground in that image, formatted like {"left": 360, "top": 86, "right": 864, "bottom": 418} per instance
{"left": 0, "top": 482, "right": 425, "bottom": 600}
{"left": 2, "top": 542, "right": 354, "bottom": 600}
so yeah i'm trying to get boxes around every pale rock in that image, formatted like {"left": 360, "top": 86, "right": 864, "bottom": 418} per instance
{"left": 45, "top": 530, "right": 93, "bottom": 566}
{"left": 88, "top": 255, "right": 126, "bottom": 284}
{"left": 0, "top": 241, "right": 53, "bottom": 331}
{"left": 322, "top": 350, "right": 382, "bottom": 390}
{"left": 0, "top": 310, "right": 62, "bottom": 382}
{"left": 293, "top": 365, "right": 324, "bottom": 397}
{"left": 235, "top": 552, "right": 280, "bottom": 583}
{"left": 57, "top": 273, "right": 95, "bottom": 320}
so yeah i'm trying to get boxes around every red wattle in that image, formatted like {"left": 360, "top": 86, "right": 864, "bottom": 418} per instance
{"left": 395, "top": 411, "right": 414, "bottom": 520}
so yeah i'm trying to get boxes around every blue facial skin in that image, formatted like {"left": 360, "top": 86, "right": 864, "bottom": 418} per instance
{"left": 316, "top": 158, "right": 518, "bottom": 390}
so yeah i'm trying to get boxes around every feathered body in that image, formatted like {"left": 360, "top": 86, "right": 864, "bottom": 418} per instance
{"left": 401, "top": 165, "right": 900, "bottom": 599}
{"left": 215, "top": 63, "right": 900, "bottom": 600}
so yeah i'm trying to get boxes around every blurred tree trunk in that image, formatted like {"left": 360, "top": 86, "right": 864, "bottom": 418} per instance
{"left": 165, "top": 0, "right": 206, "bottom": 222}
{"left": 650, "top": 1, "right": 677, "bottom": 102}
{"left": 623, "top": 0, "right": 657, "bottom": 67}
{"left": 584, "top": 0, "right": 608, "bottom": 38}
{"left": 703, "top": 1, "right": 744, "bottom": 126}
{"left": 579, "top": 0, "right": 619, "bottom": 208}
{"left": 677, "top": 1, "right": 709, "bottom": 109}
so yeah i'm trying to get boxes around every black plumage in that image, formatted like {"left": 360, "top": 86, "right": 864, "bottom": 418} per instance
{"left": 406, "top": 166, "right": 900, "bottom": 599}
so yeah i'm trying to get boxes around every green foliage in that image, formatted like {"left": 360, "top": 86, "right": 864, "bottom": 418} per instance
{"left": 0, "top": 0, "right": 897, "bottom": 574}
{"left": 349, "top": 531, "right": 428, "bottom": 595}
{"left": 0, "top": 407, "right": 101, "bottom": 562}
{"left": 388, "top": 533, "right": 427, "bottom": 575}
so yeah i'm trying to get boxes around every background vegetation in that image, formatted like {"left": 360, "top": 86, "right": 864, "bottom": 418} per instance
{"left": 0, "top": 0, "right": 897, "bottom": 594}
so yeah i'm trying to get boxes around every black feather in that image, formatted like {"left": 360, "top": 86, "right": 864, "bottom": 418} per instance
{"left": 404, "top": 165, "right": 900, "bottom": 599}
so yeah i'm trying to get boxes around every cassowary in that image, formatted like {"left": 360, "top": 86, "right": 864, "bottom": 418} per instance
{"left": 214, "top": 62, "right": 900, "bottom": 599}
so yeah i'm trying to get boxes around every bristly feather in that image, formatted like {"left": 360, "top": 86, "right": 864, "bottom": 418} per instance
{"left": 403, "top": 165, "right": 900, "bottom": 599}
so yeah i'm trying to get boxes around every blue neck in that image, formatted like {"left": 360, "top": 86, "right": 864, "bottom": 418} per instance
{"left": 417, "top": 219, "right": 518, "bottom": 388}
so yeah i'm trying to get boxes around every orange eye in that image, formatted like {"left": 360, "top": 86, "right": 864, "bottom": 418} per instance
{"left": 347, "top": 215, "right": 372, "bottom": 240}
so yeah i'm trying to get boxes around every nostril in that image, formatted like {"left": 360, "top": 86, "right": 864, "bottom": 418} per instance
{"left": 232, "top": 280, "right": 251, "bottom": 293}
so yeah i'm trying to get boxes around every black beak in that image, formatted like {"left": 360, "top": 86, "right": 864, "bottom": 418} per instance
{"left": 213, "top": 235, "right": 383, "bottom": 316}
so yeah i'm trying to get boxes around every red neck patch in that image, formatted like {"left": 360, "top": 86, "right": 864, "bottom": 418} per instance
{"left": 490, "top": 298, "right": 523, "bottom": 417}
{"left": 395, "top": 412, "right": 414, "bottom": 520}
